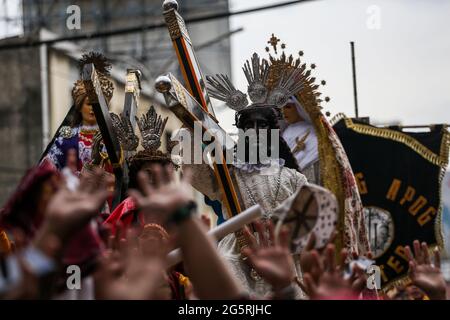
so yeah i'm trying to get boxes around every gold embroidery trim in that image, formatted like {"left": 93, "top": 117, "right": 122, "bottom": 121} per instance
{"left": 341, "top": 116, "right": 449, "bottom": 255}
{"left": 293, "top": 94, "right": 347, "bottom": 254}
{"left": 343, "top": 117, "right": 449, "bottom": 167}
{"left": 332, "top": 115, "right": 449, "bottom": 290}
{"left": 435, "top": 125, "right": 449, "bottom": 251}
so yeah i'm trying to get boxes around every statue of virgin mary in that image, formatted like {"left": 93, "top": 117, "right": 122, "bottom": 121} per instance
{"left": 281, "top": 96, "right": 320, "bottom": 184}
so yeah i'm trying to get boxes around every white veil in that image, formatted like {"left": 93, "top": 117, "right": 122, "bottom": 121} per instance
{"left": 281, "top": 96, "right": 319, "bottom": 171}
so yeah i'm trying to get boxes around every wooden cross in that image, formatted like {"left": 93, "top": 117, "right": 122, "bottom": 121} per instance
{"left": 82, "top": 63, "right": 124, "bottom": 209}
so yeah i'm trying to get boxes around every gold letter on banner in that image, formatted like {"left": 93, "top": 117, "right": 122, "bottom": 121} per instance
{"left": 386, "top": 178, "right": 401, "bottom": 201}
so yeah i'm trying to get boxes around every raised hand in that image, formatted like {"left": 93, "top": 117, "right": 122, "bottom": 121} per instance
{"left": 128, "top": 164, "right": 194, "bottom": 224}
{"left": 241, "top": 220, "right": 296, "bottom": 292}
{"left": 125, "top": 165, "right": 242, "bottom": 300}
{"left": 36, "top": 167, "right": 113, "bottom": 246}
{"left": 299, "top": 231, "right": 336, "bottom": 284}
{"left": 94, "top": 229, "right": 167, "bottom": 300}
{"left": 405, "top": 240, "right": 446, "bottom": 300}
{"left": 301, "top": 244, "right": 363, "bottom": 300}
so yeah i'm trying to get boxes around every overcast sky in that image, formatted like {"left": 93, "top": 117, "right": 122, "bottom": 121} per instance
{"left": 1, "top": 0, "right": 448, "bottom": 129}
{"left": 0, "top": 0, "right": 22, "bottom": 39}
{"left": 213, "top": 0, "right": 450, "bottom": 132}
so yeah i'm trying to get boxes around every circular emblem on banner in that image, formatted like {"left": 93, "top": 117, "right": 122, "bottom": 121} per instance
{"left": 364, "top": 206, "right": 394, "bottom": 258}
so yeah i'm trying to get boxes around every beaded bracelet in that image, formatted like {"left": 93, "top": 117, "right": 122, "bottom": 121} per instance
{"left": 140, "top": 223, "right": 170, "bottom": 241}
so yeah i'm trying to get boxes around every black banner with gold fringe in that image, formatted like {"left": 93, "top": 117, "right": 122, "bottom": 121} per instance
{"left": 332, "top": 116, "right": 449, "bottom": 289}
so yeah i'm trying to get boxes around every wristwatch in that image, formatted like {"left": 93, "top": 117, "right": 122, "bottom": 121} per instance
{"left": 170, "top": 201, "right": 197, "bottom": 225}
{"left": 273, "top": 282, "right": 297, "bottom": 300}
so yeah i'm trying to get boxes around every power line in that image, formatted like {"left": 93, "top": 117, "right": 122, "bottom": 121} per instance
{"left": 0, "top": 0, "right": 315, "bottom": 51}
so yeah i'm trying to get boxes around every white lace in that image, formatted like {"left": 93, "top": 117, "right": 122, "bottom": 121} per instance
{"left": 80, "top": 124, "right": 99, "bottom": 131}
{"left": 232, "top": 158, "right": 285, "bottom": 173}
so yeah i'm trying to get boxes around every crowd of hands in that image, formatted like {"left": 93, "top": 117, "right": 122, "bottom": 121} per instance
{"left": 0, "top": 164, "right": 448, "bottom": 300}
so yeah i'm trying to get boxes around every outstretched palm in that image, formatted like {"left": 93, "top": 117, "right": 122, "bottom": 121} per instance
{"left": 411, "top": 265, "right": 445, "bottom": 295}
{"left": 95, "top": 230, "right": 166, "bottom": 300}
{"left": 128, "top": 165, "right": 194, "bottom": 223}
{"left": 405, "top": 240, "right": 446, "bottom": 300}
{"left": 44, "top": 167, "right": 113, "bottom": 241}
{"left": 241, "top": 220, "right": 295, "bottom": 291}
{"left": 301, "top": 244, "right": 363, "bottom": 300}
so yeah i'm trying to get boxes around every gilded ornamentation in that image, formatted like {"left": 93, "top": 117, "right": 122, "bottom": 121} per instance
{"left": 59, "top": 126, "right": 74, "bottom": 139}
{"left": 170, "top": 74, "right": 188, "bottom": 108}
{"left": 163, "top": 9, "right": 191, "bottom": 43}
{"left": 264, "top": 35, "right": 368, "bottom": 255}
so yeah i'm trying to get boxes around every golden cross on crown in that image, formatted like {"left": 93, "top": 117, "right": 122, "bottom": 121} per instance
{"left": 267, "top": 33, "right": 280, "bottom": 54}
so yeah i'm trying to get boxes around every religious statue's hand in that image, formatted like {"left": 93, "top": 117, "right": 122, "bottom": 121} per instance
{"left": 128, "top": 164, "right": 194, "bottom": 225}
{"left": 91, "top": 131, "right": 103, "bottom": 165}
{"left": 405, "top": 240, "right": 447, "bottom": 300}
{"left": 94, "top": 229, "right": 166, "bottom": 300}
{"left": 241, "top": 220, "right": 296, "bottom": 292}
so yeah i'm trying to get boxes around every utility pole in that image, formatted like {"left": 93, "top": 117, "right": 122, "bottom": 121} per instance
{"left": 350, "top": 41, "right": 359, "bottom": 118}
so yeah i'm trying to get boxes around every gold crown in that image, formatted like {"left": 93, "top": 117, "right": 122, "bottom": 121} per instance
{"left": 72, "top": 52, "right": 114, "bottom": 106}
{"left": 264, "top": 34, "right": 329, "bottom": 118}
{"left": 206, "top": 34, "right": 329, "bottom": 117}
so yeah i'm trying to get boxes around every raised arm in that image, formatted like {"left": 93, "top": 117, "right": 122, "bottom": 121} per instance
{"left": 129, "top": 164, "right": 242, "bottom": 299}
